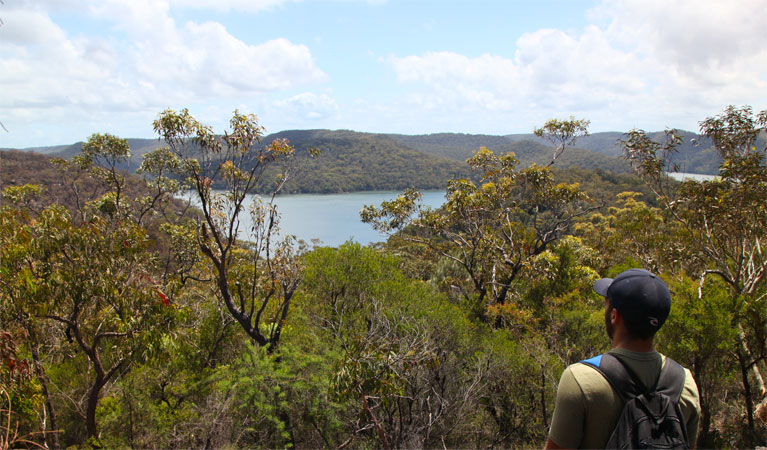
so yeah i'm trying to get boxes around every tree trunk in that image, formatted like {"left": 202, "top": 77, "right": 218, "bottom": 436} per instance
{"left": 738, "top": 349, "right": 755, "bottom": 431}
{"left": 362, "top": 394, "right": 390, "bottom": 450}
{"left": 692, "top": 358, "right": 709, "bottom": 448}
{"left": 31, "top": 344, "right": 59, "bottom": 450}
{"left": 738, "top": 323, "right": 766, "bottom": 397}
{"left": 86, "top": 376, "right": 106, "bottom": 442}
{"left": 540, "top": 364, "right": 548, "bottom": 429}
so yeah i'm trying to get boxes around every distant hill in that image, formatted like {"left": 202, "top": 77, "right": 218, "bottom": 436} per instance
{"left": 8, "top": 126, "right": 732, "bottom": 193}
{"left": 10, "top": 138, "right": 168, "bottom": 173}
{"left": 0, "top": 149, "right": 189, "bottom": 216}
{"left": 1, "top": 143, "right": 74, "bottom": 155}
{"left": 505, "top": 130, "right": 724, "bottom": 174}
{"left": 1, "top": 148, "right": 660, "bottom": 217}
{"left": 387, "top": 132, "right": 631, "bottom": 173}
{"left": 256, "top": 130, "right": 470, "bottom": 193}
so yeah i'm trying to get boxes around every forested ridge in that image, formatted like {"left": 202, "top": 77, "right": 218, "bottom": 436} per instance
{"left": 2, "top": 106, "right": 767, "bottom": 449}
{"left": 9, "top": 125, "right": 728, "bottom": 195}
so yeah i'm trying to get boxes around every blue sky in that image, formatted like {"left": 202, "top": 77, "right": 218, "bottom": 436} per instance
{"left": 3, "top": 0, "right": 767, "bottom": 148}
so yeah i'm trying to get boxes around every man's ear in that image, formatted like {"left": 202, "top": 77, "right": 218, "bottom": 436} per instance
{"left": 610, "top": 306, "right": 620, "bottom": 325}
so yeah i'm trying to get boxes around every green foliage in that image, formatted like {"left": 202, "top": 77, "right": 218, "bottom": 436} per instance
{"left": 5, "top": 106, "right": 766, "bottom": 447}
{"left": 363, "top": 118, "right": 595, "bottom": 320}
{"left": 0, "top": 332, "right": 43, "bottom": 445}
{"left": 0, "top": 197, "right": 176, "bottom": 442}
{"left": 153, "top": 108, "right": 304, "bottom": 350}
{"left": 623, "top": 105, "right": 767, "bottom": 443}
{"left": 300, "top": 242, "right": 576, "bottom": 447}
{"left": 657, "top": 276, "right": 741, "bottom": 448}
{"left": 1, "top": 184, "right": 45, "bottom": 209}
{"left": 576, "top": 191, "right": 691, "bottom": 273}
{"left": 303, "top": 242, "right": 474, "bottom": 447}
{"left": 534, "top": 116, "right": 591, "bottom": 166}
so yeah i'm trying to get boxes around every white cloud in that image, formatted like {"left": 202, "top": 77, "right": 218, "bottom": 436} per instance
{"left": 0, "top": 0, "right": 327, "bottom": 146}
{"left": 595, "top": 0, "right": 767, "bottom": 71}
{"left": 85, "top": 0, "right": 327, "bottom": 95}
{"left": 165, "top": 0, "right": 385, "bottom": 13}
{"left": 168, "top": 0, "right": 295, "bottom": 13}
{"left": 388, "top": 28, "right": 648, "bottom": 122}
{"left": 388, "top": 0, "right": 767, "bottom": 132}
{"left": 273, "top": 93, "right": 339, "bottom": 121}
{"left": 1, "top": 8, "right": 68, "bottom": 45}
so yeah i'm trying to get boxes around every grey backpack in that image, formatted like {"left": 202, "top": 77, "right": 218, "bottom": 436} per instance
{"left": 581, "top": 353, "right": 689, "bottom": 449}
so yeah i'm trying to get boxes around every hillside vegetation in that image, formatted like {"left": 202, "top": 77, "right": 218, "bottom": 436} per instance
{"left": 0, "top": 148, "right": 655, "bottom": 209}
{"left": 388, "top": 132, "right": 631, "bottom": 172}
{"left": 13, "top": 127, "right": 721, "bottom": 194}
{"left": 2, "top": 106, "right": 766, "bottom": 449}
{"left": 257, "top": 130, "right": 470, "bottom": 193}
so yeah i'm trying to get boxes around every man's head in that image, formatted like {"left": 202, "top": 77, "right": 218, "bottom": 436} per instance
{"left": 593, "top": 268, "right": 671, "bottom": 340}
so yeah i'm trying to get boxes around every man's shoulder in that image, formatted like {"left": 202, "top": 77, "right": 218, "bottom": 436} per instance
{"left": 566, "top": 352, "right": 663, "bottom": 395}
{"left": 569, "top": 352, "right": 699, "bottom": 409}
{"left": 653, "top": 353, "right": 700, "bottom": 401}
{"left": 563, "top": 357, "right": 616, "bottom": 401}
{"left": 552, "top": 352, "right": 700, "bottom": 449}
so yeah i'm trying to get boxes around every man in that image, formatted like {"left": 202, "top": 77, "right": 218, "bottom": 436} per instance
{"left": 545, "top": 268, "right": 700, "bottom": 449}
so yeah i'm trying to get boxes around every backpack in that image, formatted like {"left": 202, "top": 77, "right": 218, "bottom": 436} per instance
{"left": 581, "top": 353, "right": 689, "bottom": 449}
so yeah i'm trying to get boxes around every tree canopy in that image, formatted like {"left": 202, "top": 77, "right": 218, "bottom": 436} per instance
{"left": 2, "top": 106, "right": 767, "bottom": 448}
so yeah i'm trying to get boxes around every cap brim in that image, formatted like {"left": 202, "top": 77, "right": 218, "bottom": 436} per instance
{"left": 593, "top": 278, "right": 613, "bottom": 297}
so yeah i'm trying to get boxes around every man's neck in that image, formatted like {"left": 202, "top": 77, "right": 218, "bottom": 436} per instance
{"left": 612, "top": 333, "right": 654, "bottom": 352}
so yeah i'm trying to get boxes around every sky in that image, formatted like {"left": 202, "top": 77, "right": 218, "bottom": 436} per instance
{"left": 2, "top": 0, "right": 767, "bottom": 148}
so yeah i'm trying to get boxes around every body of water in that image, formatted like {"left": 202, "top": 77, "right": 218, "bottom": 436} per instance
{"left": 202, "top": 173, "right": 718, "bottom": 247}
{"left": 196, "top": 190, "right": 447, "bottom": 247}
{"left": 667, "top": 172, "right": 718, "bottom": 182}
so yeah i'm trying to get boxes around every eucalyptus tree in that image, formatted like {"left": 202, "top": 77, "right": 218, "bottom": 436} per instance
{"left": 534, "top": 117, "right": 591, "bottom": 167}
{"left": 361, "top": 118, "right": 594, "bottom": 320}
{"left": 152, "top": 109, "right": 312, "bottom": 351}
{"left": 0, "top": 134, "right": 190, "bottom": 445}
{"left": 623, "top": 105, "right": 767, "bottom": 435}
{"left": 0, "top": 187, "right": 173, "bottom": 443}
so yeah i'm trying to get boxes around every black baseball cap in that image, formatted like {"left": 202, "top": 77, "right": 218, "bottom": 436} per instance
{"left": 593, "top": 268, "right": 671, "bottom": 335}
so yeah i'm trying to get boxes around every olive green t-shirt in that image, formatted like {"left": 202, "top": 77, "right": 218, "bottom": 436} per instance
{"left": 547, "top": 349, "right": 700, "bottom": 449}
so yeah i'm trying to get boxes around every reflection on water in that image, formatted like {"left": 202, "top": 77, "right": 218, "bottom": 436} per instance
{"left": 189, "top": 190, "right": 447, "bottom": 247}
{"left": 666, "top": 172, "right": 718, "bottom": 182}
{"left": 190, "top": 175, "right": 718, "bottom": 247}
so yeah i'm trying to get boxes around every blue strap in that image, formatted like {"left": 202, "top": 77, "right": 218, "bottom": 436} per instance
{"left": 581, "top": 354, "right": 603, "bottom": 367}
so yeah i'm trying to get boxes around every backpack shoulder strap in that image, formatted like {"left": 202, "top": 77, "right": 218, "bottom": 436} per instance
{"left": 580, "top": 353, "right": 643, "bottom": 401}
{"left": 656, "top": 357, "right": 686, "bottom": 402}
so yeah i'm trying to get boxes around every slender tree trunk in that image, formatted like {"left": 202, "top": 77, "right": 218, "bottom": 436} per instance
{"left": 540, "top": 364, "right": 548, "bottom": 429}
{"left": 699, "top": 402, "right": 711, "bottom": 449}
{"left": 362, "top": 394, "right": 390, "bottom": 450}
{"left": 738, "top": 324, "right": 766, "bottom": 397}
{"left": 126, "top": 387, "right": 135, "bottom": 449}
{"left": 692, "top": 358, "right": 710, "bottom": 448}
{"left": 30, "top": 344, "right": 59, "bottom": 450}
{"left": 86, "top": 376, "right": 106, "bottom": 442}
{"left": 738, "top": 349, "right": 755, "bottom": 431}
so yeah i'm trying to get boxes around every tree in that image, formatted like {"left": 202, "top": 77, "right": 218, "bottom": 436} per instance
{"left": 362, "top": 118, "right": 594, "bottom": 321}
{"left": 623, "top": 105, "right": 767, "bottom": 439}
{"left": 152, "top": 109, "right": 313, "bottom": 351}
{"left": 656, "top": 275, "right": 740, "bottom": 448}
{"left": 533, "top": 117, "right": 590, "bottom": 167}
{"left": 303, "top": 243, "right": 497, "bottom": 448}
{"left": 0, "top": 133, "right": 190, "bottom": 445}
{"left": 0, "top": 191, "right": 173, "bottom": 442}
{"left": 575, "top": 191, "right": 692, "bottom": 274}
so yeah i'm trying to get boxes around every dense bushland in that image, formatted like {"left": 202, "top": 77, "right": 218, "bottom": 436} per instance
{"left": 1, "top": 106, "right": 766, "bottom": 449}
